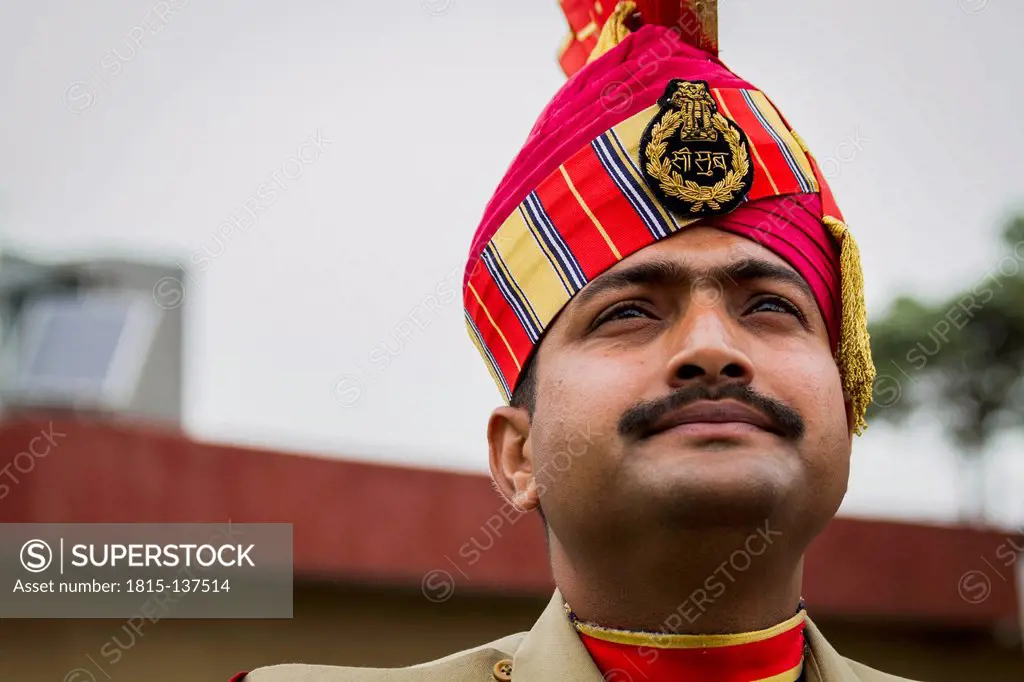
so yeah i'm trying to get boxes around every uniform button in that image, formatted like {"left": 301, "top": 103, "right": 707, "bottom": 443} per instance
{"left": 492, "top": 658, "right": 513, "bottom": 681}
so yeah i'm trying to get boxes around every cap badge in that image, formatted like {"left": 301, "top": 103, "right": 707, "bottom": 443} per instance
{"left": 640, "top": 79, "right": 754, "bottom": 216}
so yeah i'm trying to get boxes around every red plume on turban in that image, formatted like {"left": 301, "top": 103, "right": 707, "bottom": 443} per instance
{"left": 559, "top": 0, "right": 718, "bottom": 77}
{"left": 464, "top": 2, "right": 874, "bottom": 433}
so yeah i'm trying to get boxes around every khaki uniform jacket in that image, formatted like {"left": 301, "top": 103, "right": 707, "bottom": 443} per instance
{"left": 245, "top": 590, "right": 918, "bottom": 682}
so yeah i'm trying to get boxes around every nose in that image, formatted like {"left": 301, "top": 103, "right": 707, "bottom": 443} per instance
{"left": 664, "top": 301, "right": 754, "bottom": 390}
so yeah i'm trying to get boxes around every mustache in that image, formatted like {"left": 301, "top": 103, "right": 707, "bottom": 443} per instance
{"left": 618, "top": 384, "right": 805, "bottom": 442}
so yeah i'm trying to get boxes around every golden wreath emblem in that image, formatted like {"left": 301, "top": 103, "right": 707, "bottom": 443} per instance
{"left": 640, "top": 79, "right": 754, "bottom": 216}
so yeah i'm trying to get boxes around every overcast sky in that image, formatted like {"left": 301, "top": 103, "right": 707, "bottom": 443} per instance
{"left": 1, "top": 0, "right": 1022, "bottom": 527}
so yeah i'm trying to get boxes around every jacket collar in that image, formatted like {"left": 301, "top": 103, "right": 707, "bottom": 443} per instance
{"left": 512, "top": 589, "right": 862, "bottom": 682}
{"left": 512, "top": 590, "right": 604, "bottom": 681}
{"left": 803, "top": 617, "right": 862, "bottom": 682}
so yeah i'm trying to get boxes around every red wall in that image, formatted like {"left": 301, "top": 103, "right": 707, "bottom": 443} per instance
{"left": 0, "top": 413, "right": 1018, "bottom": 628}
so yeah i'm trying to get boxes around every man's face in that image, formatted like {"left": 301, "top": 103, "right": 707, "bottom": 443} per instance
{"left": 517, "top": 226, "right": 851, "bottom": 552}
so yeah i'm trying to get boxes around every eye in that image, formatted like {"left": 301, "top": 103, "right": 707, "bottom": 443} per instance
{"left": 747, "top": 295, "right": 804, "bottom": 320}
{"left": 593, "top": 302, "right": 655, "bottom": 328}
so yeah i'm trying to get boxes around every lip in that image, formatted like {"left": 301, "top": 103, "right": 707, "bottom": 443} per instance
{"left": 644, "top": 399, "right": 778, "bottom": 439}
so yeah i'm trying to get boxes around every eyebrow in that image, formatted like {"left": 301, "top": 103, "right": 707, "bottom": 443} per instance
{"left": 572, "top": 256, "right": 815, "bottom": 310}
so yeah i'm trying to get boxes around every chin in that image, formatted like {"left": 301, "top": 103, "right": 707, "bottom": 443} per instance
{"left": 628, "top": 437, "right": 803, "bottom": 528}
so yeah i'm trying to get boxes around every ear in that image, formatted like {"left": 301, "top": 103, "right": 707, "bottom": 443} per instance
{"left": 488, "top": 406, "right": 540, "bottom": 513}
{"left": 843, "top": 389, "right": 855, "bottom": 442}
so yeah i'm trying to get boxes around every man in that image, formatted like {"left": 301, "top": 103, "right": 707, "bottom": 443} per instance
{"left": 241, "top": 1, "right": 912, "bottom": 680}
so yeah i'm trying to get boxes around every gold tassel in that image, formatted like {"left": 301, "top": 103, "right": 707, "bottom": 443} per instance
{"left": 823, "top": 216, "right": 876, "bottom": 435}
{"left": 586, "top": 1, "right": 637, "bottom": 65}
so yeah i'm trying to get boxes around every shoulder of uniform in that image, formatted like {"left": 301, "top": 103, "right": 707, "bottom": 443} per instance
{"left": 240, "top": 632, "right": 526, "bottom": 682}
{"left": 844, "top": 657, "right": 922, "bottom": 682}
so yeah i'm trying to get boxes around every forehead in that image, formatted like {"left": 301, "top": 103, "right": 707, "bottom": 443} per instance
{"left": 569, "top": 226, "right": 802, "bottom": 306}
{"left": 622, "top": 226, "right": 788, "bottom": 273}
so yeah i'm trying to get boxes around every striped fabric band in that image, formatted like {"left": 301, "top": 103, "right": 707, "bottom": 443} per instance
{"left": 464, "top": 87, "right": 821, "bottom": 401}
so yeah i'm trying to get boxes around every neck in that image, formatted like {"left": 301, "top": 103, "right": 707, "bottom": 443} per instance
{"left": 550, "top": 525, "right": 805, "bottom": 635}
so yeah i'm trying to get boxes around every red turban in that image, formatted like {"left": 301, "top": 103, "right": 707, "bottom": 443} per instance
{"left": 462, "top": 1, "right": 874, "bottom": 432}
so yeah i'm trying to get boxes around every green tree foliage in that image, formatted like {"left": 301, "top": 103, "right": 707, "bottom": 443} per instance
{"left": 866, "top": 216, "right": 1024, "bottom": 452}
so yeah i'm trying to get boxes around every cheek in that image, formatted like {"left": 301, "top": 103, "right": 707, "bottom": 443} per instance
{"left": 771, "top": 348, "right": 848, "bottom": 444}
{"left": 530, "top": 350, "right": 650, "bottom": 484}
{"left": 541, "top": 348, "right": 654, "bottom": 420}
